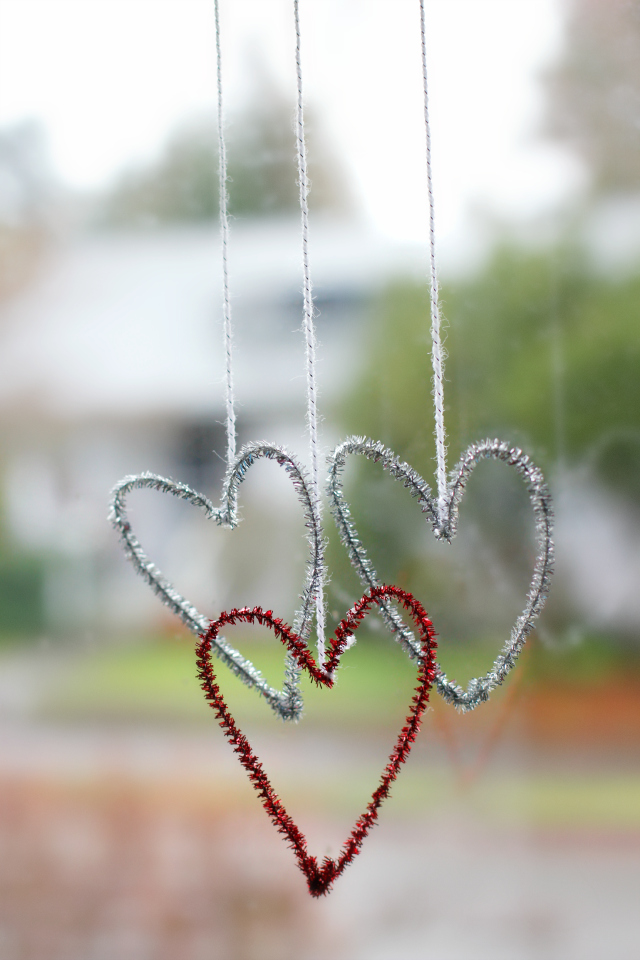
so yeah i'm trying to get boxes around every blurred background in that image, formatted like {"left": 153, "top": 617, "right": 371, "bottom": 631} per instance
{"left": 0, "top": 0, "right": 638, "bottom": 957}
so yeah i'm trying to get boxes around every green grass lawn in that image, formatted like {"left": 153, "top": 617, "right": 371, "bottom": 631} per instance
{"left": 31, "top": 629, "right": 640, "bottom": 830}
{"left": 40, "top": 627, "right": 442, "bottom": 726}
{"left": 39, "top": 626, "right": 637, "bottom": 727}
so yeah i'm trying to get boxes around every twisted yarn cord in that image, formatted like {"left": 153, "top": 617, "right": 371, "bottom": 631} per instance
{"left": 419, "top": 0, "right": 448, "bottom": 521}
{"left": 214, "top": 0, "right": 236, "bottom": 465}
{"left": 294, "top": 0, "right": 326, "bottom": 659}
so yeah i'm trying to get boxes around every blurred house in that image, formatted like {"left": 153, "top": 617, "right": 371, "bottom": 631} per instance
{"left": 0, "top": 218, "right": 426, "bottom": 637}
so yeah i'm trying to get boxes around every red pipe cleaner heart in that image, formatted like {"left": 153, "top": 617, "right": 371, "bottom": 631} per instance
{"left": 196, "top": 584, "right": 437, "bottom": 897}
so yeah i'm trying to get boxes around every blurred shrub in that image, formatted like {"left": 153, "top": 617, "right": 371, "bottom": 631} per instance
{"left": 0, "top": 554, "right": 45, "bottom": 638}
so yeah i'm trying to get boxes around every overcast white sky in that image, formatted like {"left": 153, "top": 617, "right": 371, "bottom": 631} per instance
{"left": 0, "top": 0, "right": 581, "bottom": 247}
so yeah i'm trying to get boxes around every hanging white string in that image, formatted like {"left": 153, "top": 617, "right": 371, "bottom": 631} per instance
{"left": 214, "top": 0, "right": 236, "bottom": 466}
{"left": 419, "top": 0, "right": 448, "bottom": 522}
{"left": 294, "top": 0, "right": 326, "bottom": 659}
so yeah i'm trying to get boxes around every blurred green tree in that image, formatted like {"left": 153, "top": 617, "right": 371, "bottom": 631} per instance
{"left": 100, "top": 79, "right": 348, "bottom": 226}
{"left": 340, "top": 248, "right": 640, "bottom": 496}
{"left": 337, "top": 0, "right": 640, "bottom": 506}
{"left": 543, "top": 0, "right": 640, "bottom": 194}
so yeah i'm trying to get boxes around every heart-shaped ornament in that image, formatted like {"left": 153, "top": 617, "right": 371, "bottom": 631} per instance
{"left": 110, "top": 441, "right": 326, "bottom": 720}
{"left": 196, "top": 584, "right": 437, "bottom": 897}
{"left": 327, "top": 437, "right": 554, "bottom": 712}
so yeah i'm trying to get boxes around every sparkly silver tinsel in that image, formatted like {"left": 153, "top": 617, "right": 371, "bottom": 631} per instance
{"left": 109, "top": 441, "right": 326, "bottom": 721}
{"left": 327, "top": 436, "right": 554, "bottom": 712}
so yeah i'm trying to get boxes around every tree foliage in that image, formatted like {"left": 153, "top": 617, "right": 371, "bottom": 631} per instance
{"left": 340, "top": 246, "right": 640, "bottom": 501}
{"left": 543, "top": 0, "right": 640, "bottom": 194}
{"left": 100, "top": 85, "right": 348, "bottom": 226}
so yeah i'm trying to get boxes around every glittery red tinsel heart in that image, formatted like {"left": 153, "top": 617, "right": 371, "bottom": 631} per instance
{"left": 196, "top": 585, "right": 437, "bottom": 897}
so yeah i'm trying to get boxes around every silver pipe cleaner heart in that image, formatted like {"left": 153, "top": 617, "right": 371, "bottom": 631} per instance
{"left": 110, "top": 441, "right": 326, "bottom": 721}
{"left": 325, "top": 0, "right": 550, "bottom": 712}
{"left": 327, "top": 436, "right": 554, "bottom": 711}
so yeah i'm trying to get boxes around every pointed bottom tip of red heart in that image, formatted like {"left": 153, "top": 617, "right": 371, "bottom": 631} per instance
{"left": 308, "top": 881, "right": 333, "bottom": 898}
{"left": 303, "top": 859, "right": 339, "bottom": 898}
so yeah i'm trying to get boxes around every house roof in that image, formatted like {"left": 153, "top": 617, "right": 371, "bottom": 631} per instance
{"left": 0, "top": 218, "right": 427, "bottom": 421}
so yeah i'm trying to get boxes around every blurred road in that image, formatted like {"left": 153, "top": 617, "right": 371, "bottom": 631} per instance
{"left": 0, "top": 714, "right": 637, "bottom": 960}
